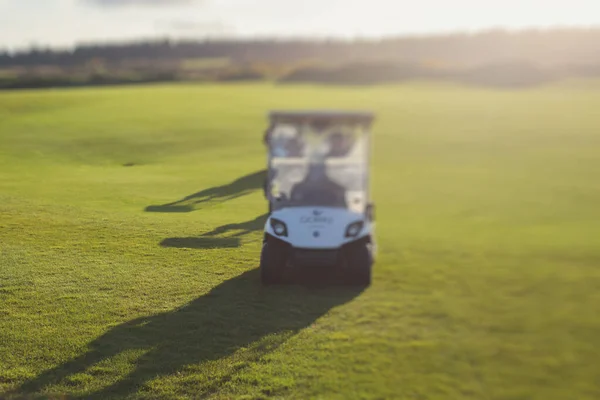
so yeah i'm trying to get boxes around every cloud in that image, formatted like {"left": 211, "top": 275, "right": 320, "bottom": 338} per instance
{"left": 83, "top": 0, "right": 202, "bottom": 7}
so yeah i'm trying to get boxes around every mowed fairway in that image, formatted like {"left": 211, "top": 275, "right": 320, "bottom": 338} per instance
{"left": 1, "top": 81, "right": 599, "bottom": 399}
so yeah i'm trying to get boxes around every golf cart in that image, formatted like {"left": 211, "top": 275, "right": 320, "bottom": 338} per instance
{"left": 261, "top": 110, "right": 376, "bottom": 285}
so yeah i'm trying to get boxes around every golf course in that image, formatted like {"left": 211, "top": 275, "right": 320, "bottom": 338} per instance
{"left": 1, "top": 81, "right": 599, "bottom": 399}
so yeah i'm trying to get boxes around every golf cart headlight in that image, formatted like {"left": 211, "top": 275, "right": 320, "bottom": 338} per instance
{"left": 345, "top": 221, "right": 364, "bottom": 238}
{"left": 270, "top": 218, "right": 288, "bottom": 237}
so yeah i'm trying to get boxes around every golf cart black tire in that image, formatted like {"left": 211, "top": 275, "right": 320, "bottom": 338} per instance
{"left": 260, "top": 237, "right": 287, "bottom": 285}
{"left": 345, "top": 240, "right": 373, "bottom": 286}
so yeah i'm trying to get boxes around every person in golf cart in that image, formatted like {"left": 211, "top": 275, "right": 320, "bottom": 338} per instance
{"left": 266, "top": 124, "right": 305, "bottom": 158}
{"left": 287, "top": 130, "right": 355, "bottom": 208}
{"left": 289, "top": 162, "right": 347, "bottom": 208}
{"left": 262, "top": 123, "right": 305, "bottom": 203}
{"left": 327, "top": 130, "right": 354, "bottom": 158}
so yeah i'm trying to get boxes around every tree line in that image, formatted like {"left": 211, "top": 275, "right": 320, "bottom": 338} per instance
{"left": 2, "top": 28, "right": 600, "bottom": 68}
{"left": 1, "top": 28, "right": 600, "bottom": 89}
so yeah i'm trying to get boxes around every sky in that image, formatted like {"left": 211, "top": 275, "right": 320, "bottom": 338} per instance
{"left": 0, "top": 0, "right": 599, "bottom": 50}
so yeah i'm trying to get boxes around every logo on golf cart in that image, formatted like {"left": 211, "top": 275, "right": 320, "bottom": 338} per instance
{"left": 300, "top": 210, "right": 333, "bottom": 224}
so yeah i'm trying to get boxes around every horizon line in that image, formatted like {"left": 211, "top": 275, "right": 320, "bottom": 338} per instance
{"left": 3, "top": 24, "right": 600, "bottom": 54}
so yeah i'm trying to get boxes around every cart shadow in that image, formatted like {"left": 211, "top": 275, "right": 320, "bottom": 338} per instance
{"left": 9, "top": 269, "right": 363, "bottom": 399}
{"left": 160, "top": 237, "right": 242, "bottom": 249}
{"left": 160, "top": 214, "right": 268, "bottom": 249}
{"left": 145, "top": 170, "right": 266, "bottom": 213}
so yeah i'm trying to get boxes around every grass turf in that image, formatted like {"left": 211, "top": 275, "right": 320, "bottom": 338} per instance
{"left": 0, "top": 81, "right": 599, "bottom": 399}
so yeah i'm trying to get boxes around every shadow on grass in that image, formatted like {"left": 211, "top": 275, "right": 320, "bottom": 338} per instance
{"left": 160, "top": 237, "right": 241, "bottom": 249}
{"left": 160, "top": 237, "right": 242, "bottom": 250}
{"left": 9, "top": 269, "right": 363, "bottom": 399}
{"left": 160, "top": 214, "right": 268, "bottom": 250}
{"left": 146, "top": 170, "right": 266, "bottom": 213}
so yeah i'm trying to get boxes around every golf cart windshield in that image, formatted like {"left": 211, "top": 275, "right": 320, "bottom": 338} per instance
{"left": 266, "top": 116, "right": 371, "bottom": 212}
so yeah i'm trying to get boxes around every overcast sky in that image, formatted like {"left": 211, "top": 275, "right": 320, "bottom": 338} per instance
{"left": 1, "top": 0, "right": 599, "bottom": 50}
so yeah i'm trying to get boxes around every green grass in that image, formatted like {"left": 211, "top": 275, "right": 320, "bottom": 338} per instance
{"left": 1, "top": 81, "right": 599, "bottom": 399}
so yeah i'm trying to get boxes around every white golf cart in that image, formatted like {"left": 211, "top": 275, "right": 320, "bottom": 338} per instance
{"left": 260, "top": 110, "right": 376, "bottom": 285}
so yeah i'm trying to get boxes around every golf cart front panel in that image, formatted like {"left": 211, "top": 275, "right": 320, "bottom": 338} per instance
{"left": 265, "top": 206, "right": 371, "bottom": 250}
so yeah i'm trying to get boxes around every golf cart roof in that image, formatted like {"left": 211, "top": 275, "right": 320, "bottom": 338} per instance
{"left": 269, "top": 110, "right": 375, "bottom": 125}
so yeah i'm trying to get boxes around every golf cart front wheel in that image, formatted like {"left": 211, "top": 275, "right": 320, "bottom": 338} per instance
{"left": 260, "top": 237, "right": 287, "bottom": 285}
{"left": 345, "top": 240, "right": 373, "bottom": 286}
